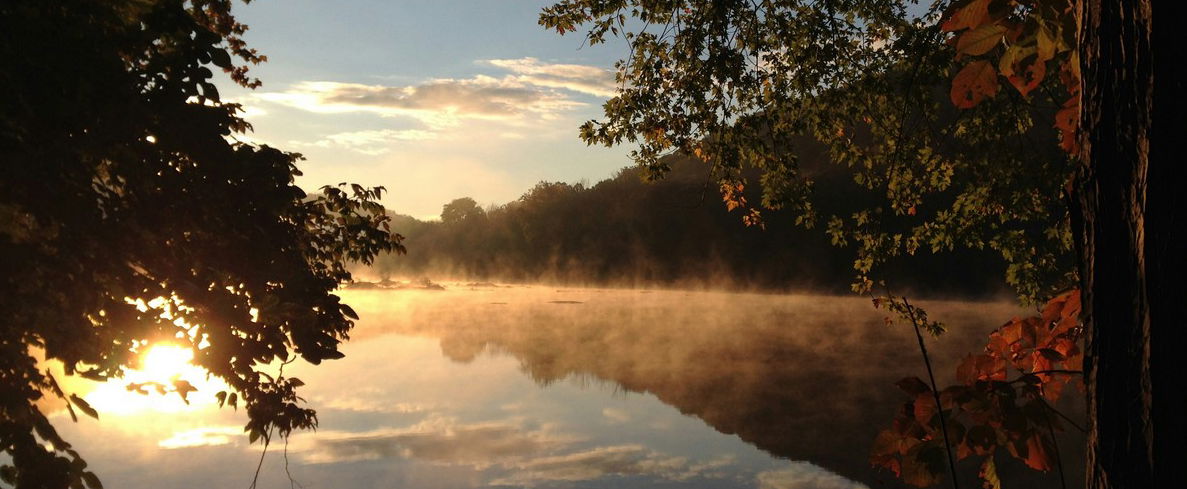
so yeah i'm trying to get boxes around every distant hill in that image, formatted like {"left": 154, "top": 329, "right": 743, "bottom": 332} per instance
{"left": 368, "top": 154, "right": 1009, "bottom": 297}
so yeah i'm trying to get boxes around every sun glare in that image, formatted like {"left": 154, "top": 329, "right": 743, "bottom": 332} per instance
{"left": 81, "top": 344, "right": 228, "bottom": 415}
{"left": 141, "top": 345, "right": 194, "bottom": 382}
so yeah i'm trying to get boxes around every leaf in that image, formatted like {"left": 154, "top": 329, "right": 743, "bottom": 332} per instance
{"left": 1023, "top": 434, "right": 1054, "bottom": 471}
{"left": 1006, "top": 55, "right": 1047, "bottom": 97}
{"left": 340, "top": 303, "right": 359, "bottom": 320}
{"left": 897, "top": 377, "right": 931, "bottom": 396}
{"left": 950, "top": 61, "right": 999, "bottom": 108}
{"left": 871, "top": 429, "right": 904, "bottom": 458}
{"left": 210, "top": 48, "right": 232, "bottom": 69}
{"left": 902, "top": 442, "right": 947, "bottom": 487}
{"left": 69, "top": 395, "right": 99, "bottom": 420}
{"left": 913, "top": 393, "right": 938, "bottom": 426}
{"left": 979, "top": 456, "right": 1001, "bottom": 489}
{"left": 172, "top": 380, "right": 197, "bottom": 404}
{"left": 956, "top": 24, "right": 1006, "bottom": 56}
{"left": 82, "top": 471, "right": 104, "bottom": 489}
{"left": 1055, "top": 98, "right": 1079, "bottom": 153}
{"left": 941, "top": 0, "right": 992, "bottom": 32}
{"left": 1036, "top": 24, "right": 1057, "bottom": 62}
{"left": 1037, "top": 348, "right": 1065, "bottom": 362}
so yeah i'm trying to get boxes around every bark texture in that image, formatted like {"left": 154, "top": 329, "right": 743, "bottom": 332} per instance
{"left": 1078, "top": 0, "right": 1186, "bottom": 487}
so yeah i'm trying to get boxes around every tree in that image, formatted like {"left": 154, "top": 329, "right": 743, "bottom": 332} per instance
{"left": 0, "top": 1, "right": 403, "bottom": 487}
{"left": 540, "top": 0, "right": 1184, "bottom": 487}
{"left": 440, "top": 197, "right": 486, "bottom": 225}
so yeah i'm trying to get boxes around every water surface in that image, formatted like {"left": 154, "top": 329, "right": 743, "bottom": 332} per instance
{"left": 53, "top": 285, "right": 1081, "bottom": 488}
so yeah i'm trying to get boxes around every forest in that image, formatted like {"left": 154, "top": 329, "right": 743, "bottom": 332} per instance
{"left": 368, "top": 153, "right": 1008, "bottom": 296}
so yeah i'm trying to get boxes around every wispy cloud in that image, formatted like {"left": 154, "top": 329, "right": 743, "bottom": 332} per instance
{"left": 252, "top": 59, "right": 614, "bottom": 157}
{"left": 288, "top": 415, "right": 733, "bottom": 486}
{"left": 292, "top": 129, "right": 437, "bottom": 156}
{"left": 756, "top": 462, "right": 870, "bottom": 489}
{"left": 258, "top": 76, "right": 583, "bottom": 129}
{"left": 485, "top": 57, "right": 617, "bottom": 97}
{"left": 294, "top": 416, "right": 573, "bottom": 466}
{"left": 493, "top": 445, "right": 732, "bottom": 486}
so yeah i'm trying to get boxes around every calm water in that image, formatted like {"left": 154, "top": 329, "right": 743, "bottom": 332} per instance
{"left": 51, "top": 285, "right": 1082, "bottom": 488}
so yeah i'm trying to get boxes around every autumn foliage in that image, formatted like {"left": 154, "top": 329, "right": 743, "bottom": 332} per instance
{"left": 943, "top": 0, "right": 1081, "bottom": 153}
{"left": 871, "top": 290, "right": 1083, "bottom": 487}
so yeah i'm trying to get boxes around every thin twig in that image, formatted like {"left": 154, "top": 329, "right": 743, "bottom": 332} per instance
{"left": 1044, "top": 408, "right": 1069, "bottom": 489}
{"left": 281, "top": 434, "right": 301, "bottom": 489}
{"left": 900, "top": 294, "right": 960, "bottom": 489}
{"left": 247, "top": 428, "right": 273, "bottom": 489}
{"left": 1039, "top": 397, "right": 1088, "bottom": 433}
{"left": 1006, "top": 369, "right": 1083, "bottom": 384}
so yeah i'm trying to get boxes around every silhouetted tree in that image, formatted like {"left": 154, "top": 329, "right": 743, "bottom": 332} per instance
{"left": 440, "top": 197, "right": 485, "bottom": 225}
{"left": 0, "top": 1, "right": 402, "bottom": 487}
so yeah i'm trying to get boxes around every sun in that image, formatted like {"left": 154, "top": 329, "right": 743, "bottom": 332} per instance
{"left": 140, "top": 344, "right": 195, "bottom": 383}
{"left": 79, "top": 343, "right": 228, "bottom": 415}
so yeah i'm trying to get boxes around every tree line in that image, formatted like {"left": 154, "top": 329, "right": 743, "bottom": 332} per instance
{"left": 371, "top": 153, "right": 1009, "bottom": 297}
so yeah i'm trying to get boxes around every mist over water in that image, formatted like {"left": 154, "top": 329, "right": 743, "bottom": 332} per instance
{"left": 54, "top": 284, "right": 1083, "bottom": 488}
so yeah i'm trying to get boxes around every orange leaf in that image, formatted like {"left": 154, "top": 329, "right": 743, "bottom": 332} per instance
{"left": 941, "top": 0, "right": 992, "bottom": 32}
{"left": 1006, "top": 56, "right": 1047, "bottom": 97}
{"left": 1055, "top": 97, "right": 1079, "bottom": 153}
{"left": 914, "top": 393, "right": 938, "bottom": 426}
{"left": 951, "top": 60, "right": 999, "bottom": 108}
{"left": 1023, "top": 434, "right": 1054, "bottom": 471}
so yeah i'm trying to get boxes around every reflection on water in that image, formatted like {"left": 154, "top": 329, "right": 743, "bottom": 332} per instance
{"left": 54, "top": 285, "right": 1083, "bottom": 488}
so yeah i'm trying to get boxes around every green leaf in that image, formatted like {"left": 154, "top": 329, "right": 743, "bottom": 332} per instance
{"left": 956, "top": 24, "right": 1007, "bottom": 56}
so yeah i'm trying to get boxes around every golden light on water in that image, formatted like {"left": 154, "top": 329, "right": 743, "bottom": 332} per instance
{"left": 82, "top": 344, "right": 228, "bottom": 415}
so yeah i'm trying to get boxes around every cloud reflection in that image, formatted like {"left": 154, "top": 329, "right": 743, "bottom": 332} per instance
{"left": 295, "top": 416, "right": 571, "bottom": 466}
{"left": 158, "top": 426, "right": 243, "bottom": 449}
{"left": 757, "top": 462, "right": 871, "bottom": 489}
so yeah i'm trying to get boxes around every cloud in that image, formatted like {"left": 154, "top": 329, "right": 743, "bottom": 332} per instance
{"left": 252, "top": 59, "right": 613, "bottom": 154}
{"left": 492, "top": 445, "right": 731, "bottom": 486}
{"left": 756, "top": 462, "right": 870, "bottom": 489}
{"left": 158, "top": 426, "right": 243, "bottom": 449}
{"left": 491, "top": 445, "right": 684, "bottom": 485}
{"left": 258, "top": 77, "right": 583, "bottom": 129}
{"left": 295, "top": 416, "right": 572, "bottom": 465}
{"left": 310, "top": 392, "right": 434, "bottom": 414}
{"left": 485, "top": 57, "right": 617, "bottom": 97}
{"left": 292, "top": 129, "right": 437, "bottom": 155}
{"left": 601, "top": 407, "right": 631, "bottom": 424}
{"left": 289, "top": 415, "right": 732, "bottom": 486}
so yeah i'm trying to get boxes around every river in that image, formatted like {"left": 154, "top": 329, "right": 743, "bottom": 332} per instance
{"left": 49, "top": 284, "right": 1083, "bottom": 488}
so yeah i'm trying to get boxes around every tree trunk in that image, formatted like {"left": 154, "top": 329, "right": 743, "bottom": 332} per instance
{"left": 1078, "top": 1, "right": 1186, "bottom": 487}
{"left": 1146, "top": 0, "right": 1187, "bottom": 486}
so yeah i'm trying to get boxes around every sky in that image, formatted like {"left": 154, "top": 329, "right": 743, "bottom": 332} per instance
{"left": 223, "top": 0, "right": 634, "bottom": 219}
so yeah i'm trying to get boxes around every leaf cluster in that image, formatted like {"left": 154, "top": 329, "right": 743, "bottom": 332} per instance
{"left": 871, "top": 289, "right": 1083, "bottom": 487}
{"left": 541, "top": 0, "right": 1078, "bottom": 305}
